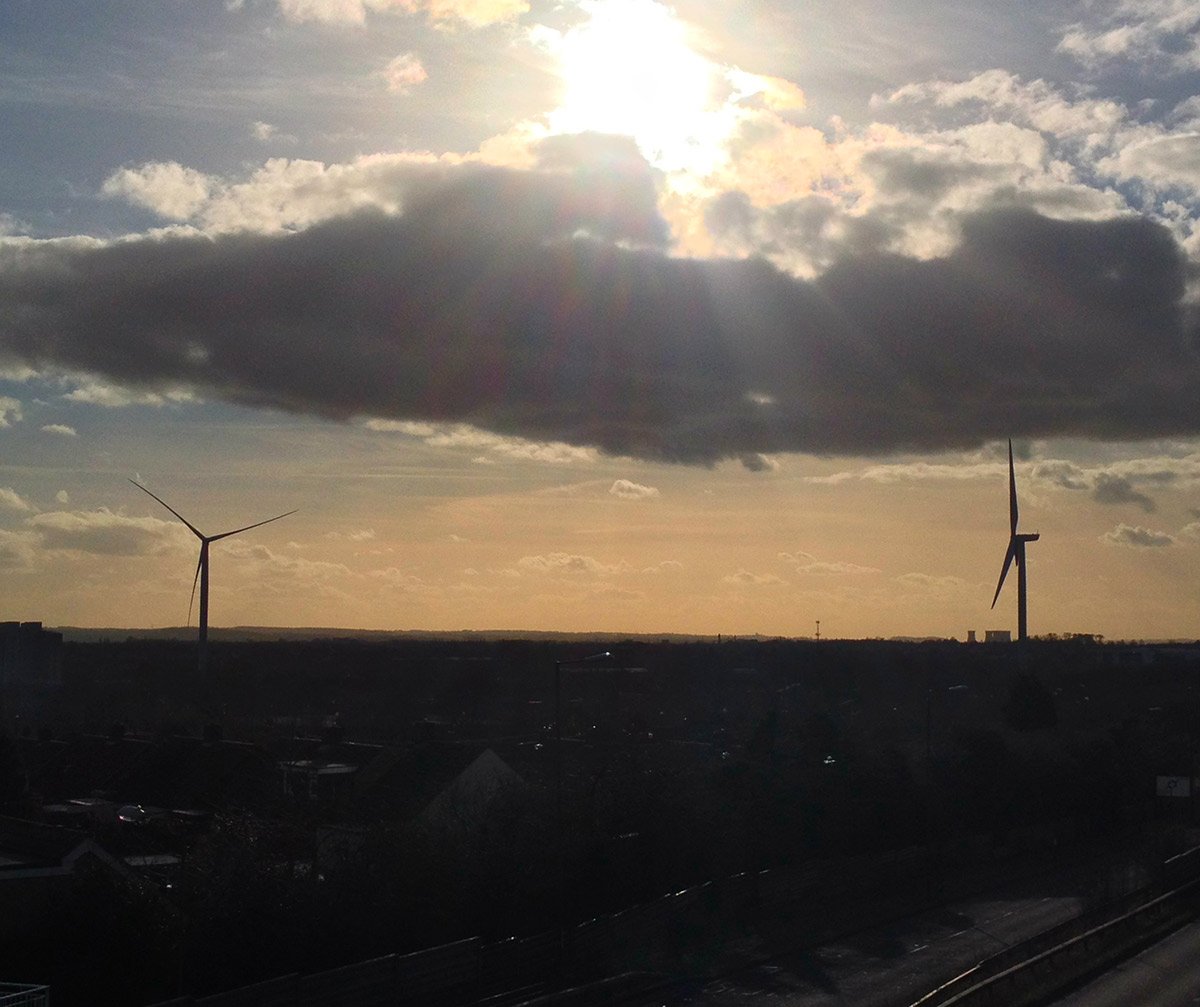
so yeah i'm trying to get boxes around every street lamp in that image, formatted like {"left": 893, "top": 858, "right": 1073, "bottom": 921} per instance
{"left": 553, "top": 650, "right": 612, "bottom": 975}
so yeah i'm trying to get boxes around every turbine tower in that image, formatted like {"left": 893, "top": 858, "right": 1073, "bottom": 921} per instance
{"left": 131, "top": 480, "right": 296, "bottom": 675}
{"left": 990, "top": 441, "right": 1040, "bottom": 642}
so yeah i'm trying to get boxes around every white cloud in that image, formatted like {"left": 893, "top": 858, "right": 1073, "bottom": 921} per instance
{"left": 101, "top": 162, "right": 214, "bottom": 221}
{"left": 26, "top": 509, "right": 186, "bottom": 556}
{"left": 894, "top": 572, "right": 971, "bottom": 595}
{"left": 1098, "top": 130, "right": 1200, "bottom": 195}
{"left": 780, "top": 550, "right": 880, "bottom": 575}
{"left": 1101, "top": 523, "right": 1175, "bottom": 548}
{"left": 275, "top": 0, "right": 376, "bottom": 23}
{"left": 64, "top": 381, "right": 195, "bottom": 408}
{"left": 367, "top": 418, "right": 597, "bottom": 464}
{"left": 0, "top": 213, "right": 29, "bottom": 237}
{"left": 226, "top": 540, "right": 354, "bottom": 595}
{"left": 383, "top": 52, "right": 428, "bottom": 94}
{"left": 609, "top": 479, "right": 659, "bottom": 500}
{"left": 100, "top": 154, "right": 443, "bottom": 233}
{"left": 0, "top": 529, "right": 39, "bottom": 570}
{"left": 55, "top": 490, "right": 69, "bottom": 504}
{"left": 642, "top": 559, "right": 683, "bottom": 574}
{"left": 516, "top": 552, "right": 627, "bottom": 575}
{"left": 1058, "top": 1, "right": 1200, "bottom": 72}
{"left": 808, "top": 461, "right": 1004, "bottom": 485}
{"left": 1179, "top": 521, "right": 1200, "bottom": 541}
{"left": 40, "top": 424, "right": 77, "bottom": 437}
{"left": 325, "top": 528, "right": 376, "bottom": 542}
{"left": 886, "top": 70, "right": 1128, "bottom": 145}
{"left": 0, "top": 487, "right": 32, "bottom": 512}
{"left": 251, "top": 121, "right": 298, "bottom": 145}
{"left": 0, "top": 396, "right": 22, "bottom": 427}
{"left": 722, "top": 569, "right": 787, "bottom": 586}
{"left": 273, "top": 0, "right": 527, "bottom": 27}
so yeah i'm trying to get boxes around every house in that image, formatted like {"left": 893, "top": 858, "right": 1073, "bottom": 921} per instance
{"left": 0, "top": 816, "right": 131, "bottom": 942}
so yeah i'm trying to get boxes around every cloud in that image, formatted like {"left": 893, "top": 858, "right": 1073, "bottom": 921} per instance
{"left": 1101, "top": 523, "right": 1175, "bottom": 548}
{"left": 1091, "top": 472, "right": 1155, "bottom": 512}
{"left": 3, "top": 169, "right": 1200, "bottom": 464}
{"left": 608, "top": 479, "right": 659, "bottom": 500}
{"left": 25, "top": 509, "right": 186, "bottom": 556}
{"left": 729, "top": 70, "right": 806, "bottom": 113}
{"left": 40, "top": 424, "right": 77, "bottom": 437}
{"left": 0, "top": 213, "right": 29, "bottom": 238}
{"left": 367, "top": 419, "right": 598, "bottom": 464}
{"left": 0, "top": 396, "right": 22, "bottom": 427}
{"left": 1180, "top": 521, "right": 1200, "bottom": 541}
{"left": 780, "top": 550, "right": 880, "bottom": 575}
{"left": 101, "top": 162, "right": 214, "bottom": 221}
{"left": 0, "top": 487, "right": 32, "bottom": 512}
{"left": 383, "top": 52, "right": 427, "bottom": 94}
{"left": 325, "top": 528, "right": 376, "bottom": 541}
{"left": 55, "top": 490, "right": 69, "bottom": 504}
{"left": 886, "top": 70, "right": 1127, "bottom": 143}
{"left": 1033, "top": 459, "right": 1088, "bottom": 490}
{"left": 809, "top": 460, "right": 1003, "bottom": 485}
{"left": 642, "top": 559, "right": 683, "bottom": 574}
{"left": 894, "top": 572, "right": 971, "bottom": 595}
{"left": 1058, "top": 2, "right": 1200, "bottom": 72}
{"left": 225, "top": 540, "right": 353, "bottom": 596}
{"left": 64, "top": 381, "right": 195, "bottom": 408}
{"left": 516, "top": 552, "right": 626, "bottom": 575}
{"left": 738, "top": 453, "right": 778, "bottom": 472}
{"left": 273, "top": 0, "right": 526, "bottom": 26}
{"left": 0, "top": 530, "right": 39, "bottom": 570}
{"left": 722, "top": 569, "right": 787, "bottom": 586}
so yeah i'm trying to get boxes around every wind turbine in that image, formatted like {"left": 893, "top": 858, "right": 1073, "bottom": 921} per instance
{"left": 990, "top": 441, "right": 1040, "bottom": 642}
{"left": 131, "top": 480, "right": 296, "bottom": 675}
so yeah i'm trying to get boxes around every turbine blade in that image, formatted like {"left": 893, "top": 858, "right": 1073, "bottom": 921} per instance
{"left": 130, "top": 480, "right": 204, "bottom": 539}
{"left": 187, "top": 552, "right": 203, "bottom": 627}
{"left": 208, "top": 509, "right": 298, "bottom": 542}
{"left": 991, "top": 539, "right": 1017, "bottom": 609}
{"left": 1008, "top": 440, "right": 1019, "bottom": 535}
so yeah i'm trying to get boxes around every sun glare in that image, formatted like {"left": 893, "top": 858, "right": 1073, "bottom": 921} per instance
{"left": 548, "top": 0, "right": 731, "bottom": 175}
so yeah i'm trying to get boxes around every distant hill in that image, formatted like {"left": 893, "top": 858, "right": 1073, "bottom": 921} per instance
{"left": 51, "top": 625, "right": 731, "bottom": 644}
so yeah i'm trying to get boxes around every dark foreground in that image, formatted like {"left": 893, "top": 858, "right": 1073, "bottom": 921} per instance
{"left": 0, "top": 634, "right": 1197, "bottom": 1003}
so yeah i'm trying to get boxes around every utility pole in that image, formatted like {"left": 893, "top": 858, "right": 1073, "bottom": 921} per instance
{"left": 815, "top": 620, "right": 820, "bottom": 641}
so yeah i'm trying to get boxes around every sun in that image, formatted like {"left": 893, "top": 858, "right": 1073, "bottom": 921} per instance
{"left": 546, "top": 0, "right": 731, "bottom": 175}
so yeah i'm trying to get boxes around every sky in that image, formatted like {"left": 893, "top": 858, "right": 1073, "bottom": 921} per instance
{"left": 1, "top": 0, "right": 1199, "bottom": 641}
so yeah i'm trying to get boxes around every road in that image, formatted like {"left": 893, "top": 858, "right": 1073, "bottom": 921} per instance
{"left": 1050, "top": 916, "right": 1200, "bottom": 1006}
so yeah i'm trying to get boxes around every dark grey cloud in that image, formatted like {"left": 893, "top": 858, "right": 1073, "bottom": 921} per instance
{"left": 861, "top": 147, "right": 1001, "bottom": 202}
{"left": 1092, "top": 472, "right": 1156, "bottom": 512}
{"left": 1, "top": 163, "right": 1199, "bottom": 466}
